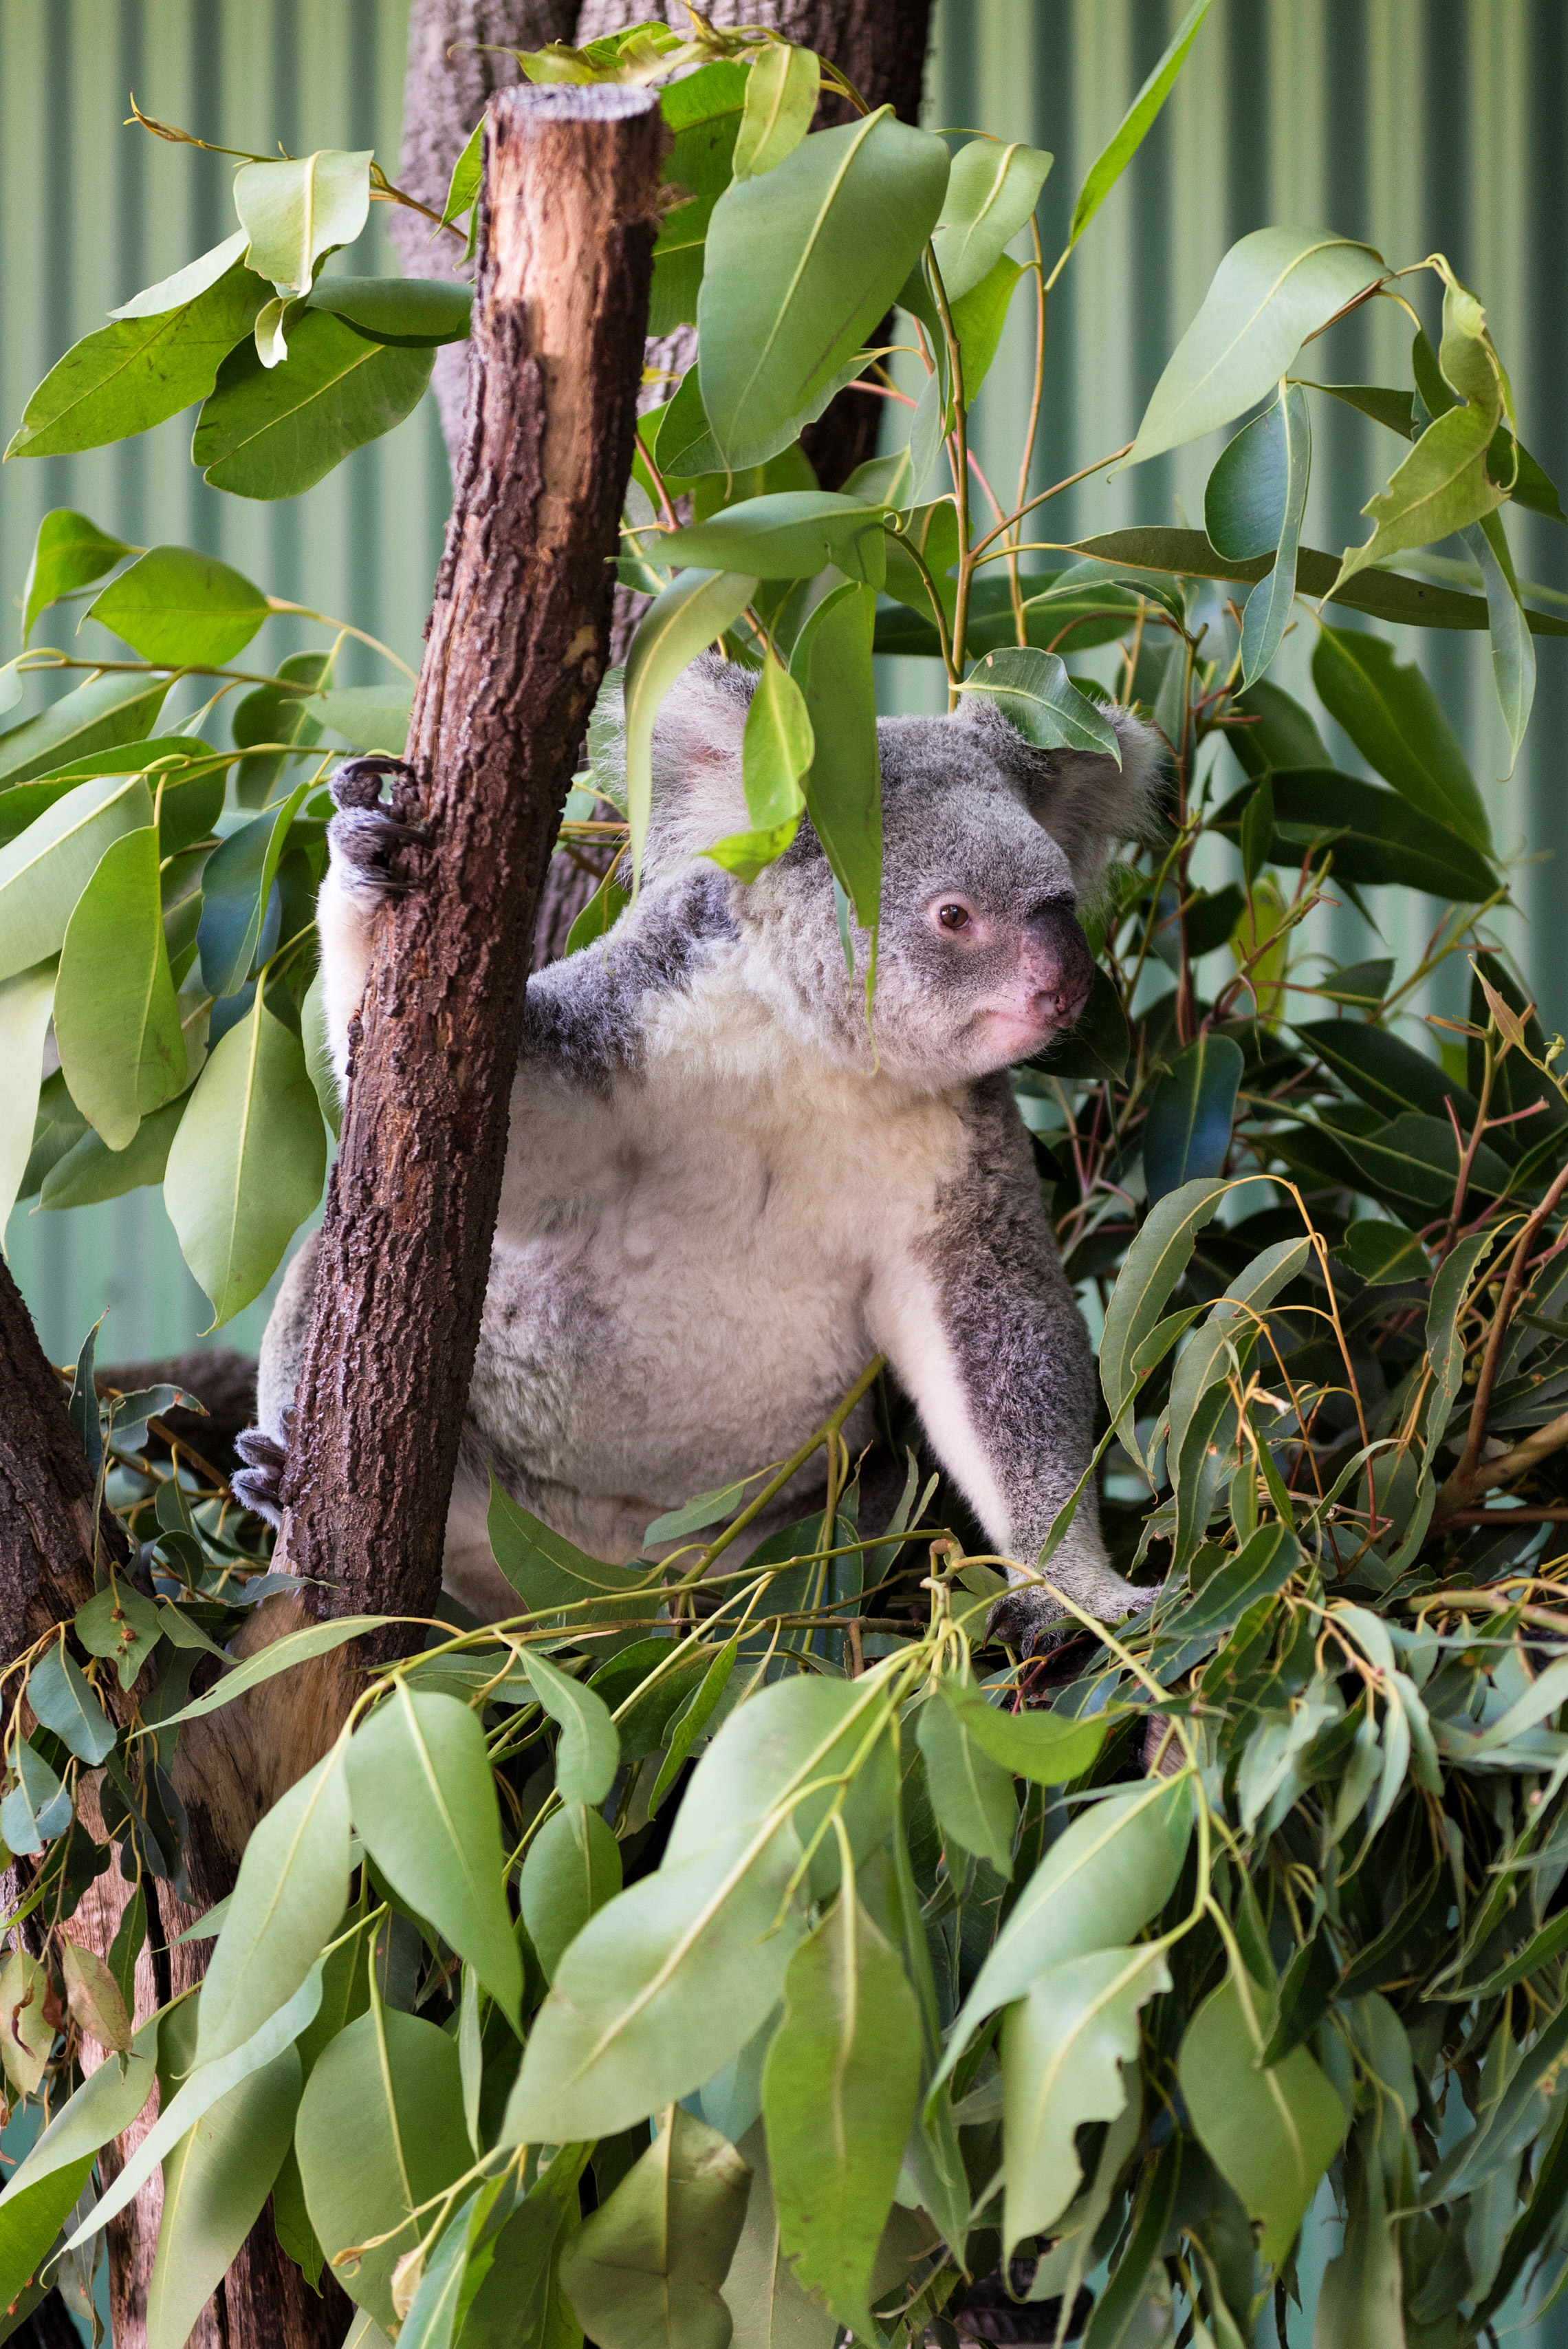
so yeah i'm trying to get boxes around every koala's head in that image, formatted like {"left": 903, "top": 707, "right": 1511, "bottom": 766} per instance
{"left": 633, "top": 653, "right": 1164, "bottom": 1088}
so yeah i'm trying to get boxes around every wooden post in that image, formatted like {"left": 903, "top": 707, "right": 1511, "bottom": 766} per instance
{"left": 212, "top": 83, "right": 666, "bottom": 1822}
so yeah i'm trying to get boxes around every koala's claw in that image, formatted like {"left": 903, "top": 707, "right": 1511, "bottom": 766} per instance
{"left": 329, "top": 757, "right": 430, "bottom": 902}
{"left": 232, "top": 1425, "right": 290, "bottom": 1529}
{"left": 986, "top": 1586, "right": 1076, "bottom": 1660}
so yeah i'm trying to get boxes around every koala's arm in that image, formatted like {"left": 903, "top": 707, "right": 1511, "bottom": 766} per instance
{"left": 314, "top": 758, "right": 428, "bottom": 1096}
{"left": 868, "top": 1077, "right": 1148, "bottom": 1645}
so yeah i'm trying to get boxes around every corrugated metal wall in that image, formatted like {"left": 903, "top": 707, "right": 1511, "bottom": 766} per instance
{"left": 6, "top": 0, "right": 1567, "bottom": 1396}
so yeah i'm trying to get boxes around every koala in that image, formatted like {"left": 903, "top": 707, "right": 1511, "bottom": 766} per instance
{"left": 233, "top": 656, "right": 1163, "bottom": 1653}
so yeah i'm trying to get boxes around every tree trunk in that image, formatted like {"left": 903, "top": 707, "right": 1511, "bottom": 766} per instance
{"left": 393, "top": 0, "right": 934, "bottom": 964}
{"left": 0, "top": 1266, "right": 343, "bottom": 2349}
{"left": 237, "top": 82, "right": 665, "bottom": 1792}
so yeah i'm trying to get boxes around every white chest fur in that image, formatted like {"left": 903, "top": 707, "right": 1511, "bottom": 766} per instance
{"left": 470, "top": 958, "right": 970, "bottom": 1559}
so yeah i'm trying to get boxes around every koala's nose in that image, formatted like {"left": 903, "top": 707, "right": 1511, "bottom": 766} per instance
{"left": 1022, "top": 904, "right": 1093, "bottom": 1024}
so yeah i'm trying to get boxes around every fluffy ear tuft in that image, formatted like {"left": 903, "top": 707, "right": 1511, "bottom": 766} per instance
{"left": 958, "top": 695, "right": 1166, "bottom": 895}
{"left": 646, "top": 652, "right": 754, "bottom": 867}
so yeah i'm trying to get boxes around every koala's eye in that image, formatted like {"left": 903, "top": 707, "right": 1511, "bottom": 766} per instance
{"left": 937, "top": 903, "right": 970, "bottom": 931}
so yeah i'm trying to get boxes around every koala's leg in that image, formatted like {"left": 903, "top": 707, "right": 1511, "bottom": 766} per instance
{"left": 231, "top": 1231, "right": 322, "bottom": 1526}
{"left": 316, "top": 756, "right": 428, "bottom": 1095}
{"left": 871, "top": 1078, "right": 1151, "bottom": 1656}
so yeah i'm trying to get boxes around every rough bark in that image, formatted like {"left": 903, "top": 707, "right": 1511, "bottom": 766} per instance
{"left": 392, "top": 0, "right": 933, "bottom": 964}
{"left": 242, "top": 84, "right": 666, "bottom": 1780}
{"left": 0, "top": 1262, "right": 129, "bottom": 1634}
{"left": 0, "top": 1270, "right": 341, "bottom": 2349}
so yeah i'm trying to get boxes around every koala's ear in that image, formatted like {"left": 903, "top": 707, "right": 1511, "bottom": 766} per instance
{"left": 647, "top": 651, "right": 755, "bottom": 864}
{"left": 958, "top": 694, "right": 1166, "bottom": 895}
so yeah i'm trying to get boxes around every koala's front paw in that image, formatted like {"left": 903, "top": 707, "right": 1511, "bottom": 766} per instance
{"left": 232, "top": 1423, "right": 290, "bottom": 1528}
{"left": 986, "top": 1583, "right": 1076, "bottom": 1660}
{"left": 328, "top": 756, "right": 429, "bottom": 906}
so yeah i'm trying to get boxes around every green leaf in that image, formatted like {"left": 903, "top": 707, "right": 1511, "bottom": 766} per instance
{"left": 1212, "top": 768, "right": 1496, "bottom": 900}
{"left": 459, "top": 2143, "right": 589, "bottom": 2349}
{"left": 53, "top": 825, "right": 186, "bottom": 1148}
{"left": 732, "top": 43, "right": 818, "bottom": 180}
{"left": 164, "top": 992, "right": 325, "bottom": 1325}
{"left": 558, "top": 2104, "right": 751, "bottom": 2349}
{"left": 1100, "top": 1177, "right": 1228, "bottom": 1424}
{"left": 1129, "top": 228, "right": 1382, "bottom": 466}
{"left": 295, "top": 2007, "right": 473, "bottom": 2333}
{"left": 520, "top": 1803, "right": 624, "bottom": 1984}
{"left": 39, "top": 1087, "right": 188, "bottom": 1211}
{"left": 651, "top": 61, "right": 752, "bottom": 339}
{"left": 196, "top": 1751, "right": 350, "bottom": 2067}
{"left": 520, "top": 1649, "right": 620, "bottom": 1808}
{"left": 722, "top": 2119, "right": 839, "bottom": 2349}
{"left": 939, "top": 1680, "right": 1107, "bottom": 1784}
{"left": 193, "top": 312, "right": 435, "bottom": 499}
{"left": 1294, "top": 1018, "right": 1469, "bottom": 1127}
{"left": 932, "top": 138, "right": 1052, "bottom": 303}
{"left": 347, "top": 1687, "right": 523, "bottom": 2026}
{"left": 790, "top": 578, "right": 881, "bottom": 933}
{"left": 1143, "top": 1033, "right": 1242, "bottom": 1205}
{"left": 197, "top": 773, "right": 318, "bottom": 997}
{"left": 1310, "top": 2146, "right": 1403, "bottom": 2349}
{"left": 933, "top": 1775, "right": 1193, "bottom": 2096}
{"left": 1065, "top": 0, "right": 1211, "bottom": 255}
{"left": 0, "top": 958, "right": 58, "bottom": 1227}
{"left": 705, "top": 651, "right": 813, "bottom": 883}
{"left": 504, "top": 1820, "right": 807, "bottom": 2144}
{"left": 1334, "top": 285, "right": 1508, "bottom": 591}
{"left": 28, "top": 1642, "right": 115, "bottom": 1766}
{"left": 1338, "top": 1220, "right": 1427, "bottom": 1286}
{"left": 308, "top": 276, "right": 472, "bottom": 347}
{"left": 1300, "top": 378, "right": 1415, "bottom": 439}
{"left": 658, "top": 491, "right": 891, "bottom": 585}
{"left": 762, "top": 1892, "right": 921, "bottom": 2334}
{"left": 1206, "top": 395, "right": 1292, "bottom": 560}
{"left": 956, "top": 646, "right": 1121, "bottom": 759}
{"left": 109, "top": 230, "right": 251, "bottom": 320}
{"left": 0, "top": 1742, "right": 72, "bottom": 1853}
{"left": 75, "top": 1577, "right": 162, "bottom": 1688}
{"left": 1177, "top": 1966, "right": 1347, "bottom": 2266}
{"left": 1332, "top": 1114, "right": 1509, "bottom": 1213}
{"left": 1310, "top": 625, "right": 1490, "bottom": 848}
{"left": 917, "top": 1690, "right": 1016, "bottom": 1874}
{"left": 1239, "top": 384, "right": 1311, "bottom": 689}
{"left": 146, "top": 2045, "right": 302, "bottom": 2349}
{"left": 69, "top": 1967, "right": 326, "bottom": 2251}
{"left": 6, "top": 259, "right": 266, "bottom": 458}
{"left": 486, "top": 1481, "right": 657, "bottom": 1631}
{"left": 1165, "top": 1521, "right": 1300, "bottom": 1634}
{"left": 233, "top": 647, "right": 332, "bottom": 806}
{"left": 0, "top": 2013, "right": 159, "bottom": 2310}
{"left": 440, "top": 121, "right": 483, "bottom": 231}
{"left": 235, "top": 149, "right": 373, "bottom": 296}
{"left": 311, "top": 684, "right": 414, "bottom": 755}
{"left": 624, "top": 570, "right": 757, "bottom": 880}
{"left": 0, "top": 673, "right": 171, "bottom": 790}
{"left": 1001, "top": 1945, "right": 1170, "bottom": 2255}
{"left": 699, "top": 107, "right": 950, "bottom": 470}
{"left": 89, "top": 545, "right": 268, "bottom": 670}
{"left": 564, "top": 869, "right": 631, "bottom": 953}
{"left": 21, "top": 510, "right": 129, "bottom": 645}
{"left": 649, "top": 1637, "right": 740, "bottom": 1819}
{"left": 1467, "top": 507, "right": 1536, "bottom": 770}
{"left": 1074, "top": 524, "right": 1568, "bottom": 635}
{"left": 948, "top": 252, "right": 1025, "bottom": 403}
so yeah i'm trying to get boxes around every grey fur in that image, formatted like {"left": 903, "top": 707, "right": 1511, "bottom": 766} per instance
{"left": 246, "top": 657, "right": 1164, "bottom": 1647}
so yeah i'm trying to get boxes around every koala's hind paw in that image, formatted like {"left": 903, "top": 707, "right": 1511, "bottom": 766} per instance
{"left": 329, "top": 756, "right": 429, "bottom": 905}
{"left": 232, "top": 1425, "right": 290, "bottom": 1528}
{"left": 987, "top": 1561, "right": 1157, "bottom": 1659}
